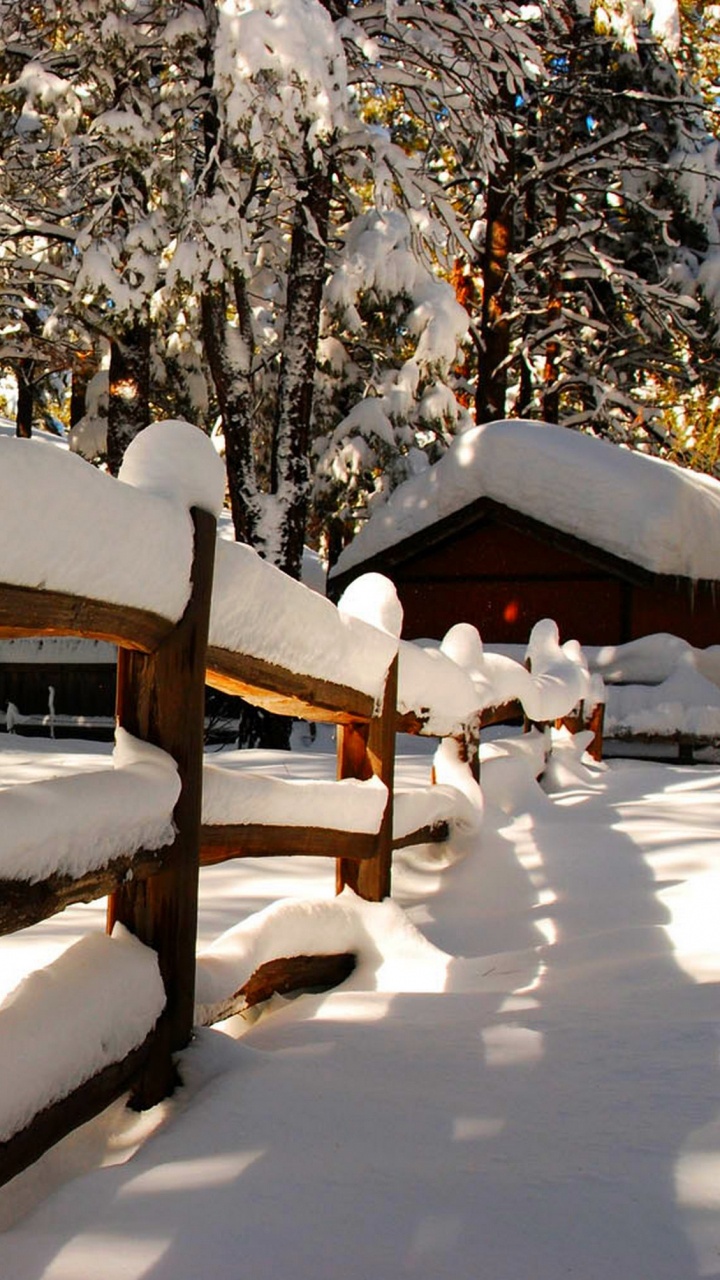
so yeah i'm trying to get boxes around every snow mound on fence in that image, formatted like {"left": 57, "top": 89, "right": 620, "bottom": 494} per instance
{"left": 0, "top": 926, "right": 165, "bottom": 1143}
{"left": 0, "top": 420, "right": 223, "bottom": 621}
{"left": 585, "top": 632, "right": 720, "bottom": 691}
{"left": 202, "top": 759, "right": 388, "bottom": 832}
{"left": 195, "top": 889, "right": 450, "bottom": 1024}
{"left": 119, "top": 418, "right": 226, "bottom": 516}
{"left": 0, "top": 730, "right": 179, "bottom": 882}
{"left": 604, "top": 660, "right": 720, "bottom": 738}
{"left": 397, "top": 619, "right": 593, "bottom": 733}
{"left": 210, "top": 543, "right": 398, "bottom": 705}
{"left": 332, "top": 419, "right": 720, "bottom": 581}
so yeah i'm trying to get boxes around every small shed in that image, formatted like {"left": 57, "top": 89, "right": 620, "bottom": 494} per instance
{"left": 328, "top": 420, "right": 720, "bottom": 647}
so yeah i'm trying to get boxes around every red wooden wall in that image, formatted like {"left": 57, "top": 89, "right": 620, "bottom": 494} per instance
{"left": 381, "top": 519, "right": 719, "bottom": 647}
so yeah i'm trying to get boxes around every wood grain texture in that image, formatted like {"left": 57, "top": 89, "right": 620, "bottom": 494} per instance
{"left": 0, "top": 847, "right": 172, "bottom": 937}
{"left": 196, "top": 953, "right": 357, "bottom": 1025}
{"left": 337, "top": 655, "right": 398, "bottom": 901}
{"left": 200, "top": 824, "right": 379, "bottom": 864}
{"left": 206, "top": 645, "right": 375, "bottom": 724}
{"left": 0, "top": 581, "right": 173, "bottom": 652}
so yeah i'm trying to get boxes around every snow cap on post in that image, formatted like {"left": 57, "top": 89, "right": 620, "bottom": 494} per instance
{"left": 337, "top": 573, "right": 404, "bottom": 638}
{"left": 441, "top": 623, "right": 494, "bottom": 707}
{"left": 441, "top": 622, "right": 484, "bottom": 675}
{"left": 118, "top": 420, "right": 226, "bottom": 516}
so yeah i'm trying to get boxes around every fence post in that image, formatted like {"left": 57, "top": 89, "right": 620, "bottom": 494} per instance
{"left": 336, "top": 654, "right": 398, "bottom": 902}
{"left": 107, "top": 508, "right": 216, "bottom": 1108}
{"left": 586, "top": 700, "right": 605, "bottom": 762}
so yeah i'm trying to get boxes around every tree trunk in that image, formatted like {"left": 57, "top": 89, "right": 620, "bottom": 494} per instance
{"left": 475, "top": 178, "right": 513, "bottom": 424}
{"left": 542, "top": 184, "right": 569, "bottom": 424}
{"left": 106, "top": 322, "right": 151, "bottom": 475}
{"left": 201, "top": 279, "right": 260, "bottom": 546}
{"left": 270, "top": 152, "right": 333, "bottom": 579}
{"left": 15, "top": 360, "right": 34, "bottom": 438}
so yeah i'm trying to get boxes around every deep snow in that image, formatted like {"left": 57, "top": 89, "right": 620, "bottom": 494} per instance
{"left": 0, "top": 735, "right": 718, "bottom": 1280}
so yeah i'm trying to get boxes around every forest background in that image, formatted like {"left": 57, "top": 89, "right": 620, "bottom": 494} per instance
{"left": 1, "top": 0, "right": 720, "bottom": 583}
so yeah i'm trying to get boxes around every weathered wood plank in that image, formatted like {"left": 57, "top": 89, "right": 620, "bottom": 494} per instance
{"left": 0, "top": 582, "right": 173, "bottom": 653}
{"left": 199, "top": 819, "right": 450, "bottom": 867}
{"left": 200, "top": 825, "right": 379, "bottom": 864}
{"left": 206, "top": 645, "right": 375, "bottom": 724}
{"left": 196, "top": 953, "right": 357, "bottom": 1026}
{"left": 0, "top": 847, "right": 172, "bottom": 937}
{"left": 108, "top": 508, "right": 216, "bottom": 1109}
{"left": 0, "top": 1031, "right": 155, "bottom": 1191}
{"left": 392, "top": 821, "right": 450, "bottom": 850}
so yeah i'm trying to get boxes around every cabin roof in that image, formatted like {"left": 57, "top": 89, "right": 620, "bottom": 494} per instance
{"left": 330, "top": 420, "right": 720, "bottom": 587}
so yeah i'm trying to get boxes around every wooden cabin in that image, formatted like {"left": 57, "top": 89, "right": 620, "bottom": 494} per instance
{"left": 328, "top": 421, "right": 720, "bottom": 648}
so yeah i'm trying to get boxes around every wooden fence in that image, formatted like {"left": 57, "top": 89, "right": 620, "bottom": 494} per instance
{"left": 0, "top": 500, "right": 449, "bottom": 1185}
{"left": 0, "top": 508, "right": 598, "bottom": 1188}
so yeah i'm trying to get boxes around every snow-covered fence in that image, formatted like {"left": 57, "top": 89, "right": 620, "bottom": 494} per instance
{"left": 394, "top": 617, "right": 605, "bottom": 765}
{"left": 0, "top": 423, "right": 225, "bottom": 1185}
{"left": 583, "top": 634, "right": 720, "bottom": 761}
{"left": 0, "top": 423, "right": 602, "bottom": 1186}
{"left": 200, "top": 545, "right": 401, "bottom": 900}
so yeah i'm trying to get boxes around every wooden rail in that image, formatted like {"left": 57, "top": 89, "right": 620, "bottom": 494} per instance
{"left": 206, "top": 646, "right": 375, "bottom": 724}
{"left": 0, "top": 582, "right": 174, "bottom": 652}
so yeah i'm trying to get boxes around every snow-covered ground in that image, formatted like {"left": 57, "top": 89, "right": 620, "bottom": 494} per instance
{"left": 0, "top": 732, "right": 718, "bottom": 1279}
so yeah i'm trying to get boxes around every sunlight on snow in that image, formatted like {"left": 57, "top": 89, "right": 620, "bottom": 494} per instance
{"left": 655, "top": 874, "right": 720, "bottom": 984}
{"left": 41, "top": 1232, "right": 170, "bottom": 1280}
{"left": 305, "top": 992, "right": 394, "bottom": 1022}
{"left": 675, "top": 1114, "right": 720, "bottom": 1278}
{"left": 613, "top": 785, "right": 720, "bottom": 985}
{"left": 119, "top": 1150, "right": 265, "bottom": 1197}
{"left": 498, "top": 993, "right": 540, "bottom": 1014}
{"left": 481, "top": 1023, "right": 545, "bottom": 1068}
{"left": 452, "top": 1115, "right": 506, "bottom": 1141}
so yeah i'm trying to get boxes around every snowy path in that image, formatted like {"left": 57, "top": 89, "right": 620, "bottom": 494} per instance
{"left": 0, "top": 748, "right": 719, "bottom": 1278}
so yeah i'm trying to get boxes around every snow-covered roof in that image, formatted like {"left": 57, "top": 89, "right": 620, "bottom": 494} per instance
{"left": 331, "top": 420, "right": 720, "bottom": 582}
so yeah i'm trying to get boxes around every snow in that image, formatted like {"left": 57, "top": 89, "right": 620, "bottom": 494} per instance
{"left": 396, "top": 619, "right": 596, "bottom": 735}
{"left": 0, "top": 729, "right": 178, "bottom": 883}
{"left": 1, "top": 738, "right": 719, "bottom": 1279}
{"left": 331, "top": 419, "right": 720, "bottom": 582}
{"left": 581, "top": 633, "right": 720, "bottom": 739}
{"left": 209, "top": 540, "right": 398, "bottom": 705}
{"left": 586, "top": 632, "right": 720, "bottom": 688}
{"left": 0, "top": 423, "right": 225, "bottom": 622}
{"left": 337, "top": 571, "right": 404, "bottom": 638}
{"left": 0, "top": 398, "right": 719, "bottom": 1275}
{"left": 118, "top": 419, "right": 226, "bottom": 518}
{"left": 397, "top": 639, "right": 481, "bottom": 735}
{"left": 215, "top": 0, "right": 348, "bottom": 156}
{"left": 202, "top": 756, "right": 388, "bottom": 832}
{"left": 604, "top": 660, "right": 720, "bottom": 738}
{"left": 0, "top": 927, "right": 164, "bottom": 1144}
{"left": 0, "top": 420, "right": 66, "bottom": 449}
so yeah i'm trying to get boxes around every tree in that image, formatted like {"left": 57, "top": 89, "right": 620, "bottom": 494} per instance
{"left": 465, "top": 0, "right": 720, "bottom": 450}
